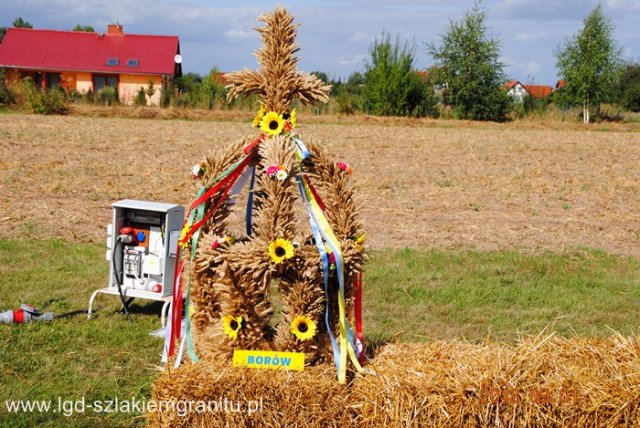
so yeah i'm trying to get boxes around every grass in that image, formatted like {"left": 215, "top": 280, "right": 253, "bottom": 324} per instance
{"left": 1, "top": 239, "right": 639, "bottom": 426}
{"left": 0, "top": 239, "right": 159, "bottom": 427}
{"left": 365, "top": 247, "right": 640, "bottom": 342}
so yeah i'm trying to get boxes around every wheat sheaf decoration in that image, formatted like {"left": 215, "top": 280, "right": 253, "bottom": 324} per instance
{"left": 165, "top": 7, "right": 366, "bottom": 383}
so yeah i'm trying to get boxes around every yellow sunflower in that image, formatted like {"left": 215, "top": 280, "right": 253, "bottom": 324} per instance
{"left": 291, "top": 315, "right": 317, "bottom": 341}
{"left": 252, "top": 106, "right": 265, "bottom": 127}
{"left": 178, "top": 223, "right": 191, "bottom": 248}
{"left": 268, "top": 238, "right": 294, "bottom": 264}
{"left": 260, "top": 111, "right": 284, "bottom": 136}
{"left": 289, "top": 108, "right": 297, "bottom": 128}
{"left": 223, "top": 315, "right": 244, "bottom": 340}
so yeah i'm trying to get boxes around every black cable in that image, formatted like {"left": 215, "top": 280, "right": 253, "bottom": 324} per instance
{"left": 54, "top": 309, "right": 89, "bottom": 319}
{"left": 112, "top": 238, "right": 133, "bottom": 322}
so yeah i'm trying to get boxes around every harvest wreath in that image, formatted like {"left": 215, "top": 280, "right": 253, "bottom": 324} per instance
{"left": 163, "top": 7, "right": 366, "bottom": 384}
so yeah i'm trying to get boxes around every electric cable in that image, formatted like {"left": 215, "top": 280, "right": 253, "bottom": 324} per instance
{"left": 112, "top": 237, "right": 133, "bottom": 322}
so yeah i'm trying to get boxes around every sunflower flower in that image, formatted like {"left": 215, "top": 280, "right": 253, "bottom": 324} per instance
{"left": 289, "top": 108, "right": 297, "bottom": 128}
{"left": 223, "top": 315, "right": 244, "bottom": 340}
{"left": 178, "top": 223, "right": 191, "bottom": 248}
{"left": 291, "top": 315, "right": 317, "bottom": 341}
{"left": 268, "top": 238, "right": 294, "bottom": 264}
{"left": 260, "top": 111, "right": 285, "bottom": 136}
{"left": 252, "top": 106, "right": 265, "bottom": 127}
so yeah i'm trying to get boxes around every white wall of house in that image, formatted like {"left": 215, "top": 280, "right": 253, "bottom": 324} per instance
{"left": 508, "top": 83, "right": 529, "bottom": 103}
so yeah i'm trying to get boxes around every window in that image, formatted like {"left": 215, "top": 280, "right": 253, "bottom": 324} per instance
{"left": 46, "top": 73, "right": 61, "bottom": 88}
{"left": 32, "top": 72, "right": 61, "bottom": 88}
{"left": 127, "top": 59, "right": 139, "bottom": 67}
{"left": 106, "top": 58, "right": 119, "bottom": 66}
{"left": 93, "top": 75, "right": 118, "bottom": 93}
{"left": 33, "top": 72, "right": 43, "bottom": 88}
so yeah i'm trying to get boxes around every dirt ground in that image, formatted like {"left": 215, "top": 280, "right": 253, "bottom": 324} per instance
{"left": 1, "top": 112, "right": 639, "bottom": 256}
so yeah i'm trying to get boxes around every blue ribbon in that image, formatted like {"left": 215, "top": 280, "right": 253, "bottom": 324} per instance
{"left": 294, "top": 137, "right": 310, "bottom": 160}
{"left": 296, "top": 175, "right": 341, "bottom": 373}
{"left": 246, "top": 166, "right": 256, "bottom": 236}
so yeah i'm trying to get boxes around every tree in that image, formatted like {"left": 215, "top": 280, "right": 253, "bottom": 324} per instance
{"left": 1, "top": 17, "right": 33, "bottom": 44}
{"left": 12, "top": 17, "right": 33, "bottom": 28}
{"left": 145, "top": 79, "right": 156, "bottom": 100}
{"left": 310, "top": 71, "right": 329, "bottom": 84}
{"left": 73, "top": 24, "right": 95, "bottom": 32}
{"left": 427, "top": 1, "right": 510, "bottom": 121}
{"left": 555, "top": 5, "right": 621, "bottom": 123}
{"left": 363, "top": 32, "right": 437, "bottom": 117}
{"left": 612, "top": 61, "right": 640, "bottom": 112}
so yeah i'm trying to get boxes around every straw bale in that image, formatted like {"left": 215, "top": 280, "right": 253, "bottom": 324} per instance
{"left": 149, "top": 333, "right": 640, "bottom": 427}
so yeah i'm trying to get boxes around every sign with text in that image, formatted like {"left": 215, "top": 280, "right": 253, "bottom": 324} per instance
{"left": 233, "top": 350, "right": 305, "bottom": 371}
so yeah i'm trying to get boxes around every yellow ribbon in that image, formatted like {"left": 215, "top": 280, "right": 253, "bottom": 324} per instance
{"left": 301, "top": 178, "right": 363, "bottom": 382}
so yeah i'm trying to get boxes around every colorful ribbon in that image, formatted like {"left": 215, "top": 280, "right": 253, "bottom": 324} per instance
{"left": 245, "top": 166, "right": 256, "bottom": 236}
{"left": 296, "top": 176, "right": 341, "bottom": 371}
{"left": 168, "top": 145, "right": 259, "bottom": 361}
{"left": 354, "top": 271, "right": 365, "bottom": 364}
{"left": 298, "top": 173, "right": 364, "bottom": 383}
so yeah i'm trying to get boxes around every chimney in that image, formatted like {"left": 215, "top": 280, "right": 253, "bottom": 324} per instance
{"left": 107, "top": 24, "right": 123, "bottom": 36}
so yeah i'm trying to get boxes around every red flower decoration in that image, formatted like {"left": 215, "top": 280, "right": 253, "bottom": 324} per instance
{"left": 337, "top": 161, "right": 352, "bottom": 174}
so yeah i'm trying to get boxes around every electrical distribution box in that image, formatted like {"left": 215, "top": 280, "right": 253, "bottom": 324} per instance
{"left": 106, "top": 200, "right": 184, "bottom": 299}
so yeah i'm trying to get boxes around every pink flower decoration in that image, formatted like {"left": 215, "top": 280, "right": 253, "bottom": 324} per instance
{"left": 266, "top": 165, "right": 281, "bottom": 176}
{"left": 266, "top": 165, "right": 287, "bottom": 180}
{"left": 337, "top": 161, "right": 352, "bottom": 174}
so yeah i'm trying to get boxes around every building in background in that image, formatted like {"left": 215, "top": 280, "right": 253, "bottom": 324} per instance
{"left": 0, "top": 24, "right": 181, "bottom": 105}
{"left": 504, "top": 80, "right": 553, "bottom": 103}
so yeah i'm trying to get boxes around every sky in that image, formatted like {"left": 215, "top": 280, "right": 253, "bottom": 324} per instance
{"left": 1, "top": 0, "right": 639, "bottom": 86}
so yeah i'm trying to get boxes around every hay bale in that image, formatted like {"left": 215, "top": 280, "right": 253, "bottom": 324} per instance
{"left": 148, "top": 333, "right": 640, "bottom": 427}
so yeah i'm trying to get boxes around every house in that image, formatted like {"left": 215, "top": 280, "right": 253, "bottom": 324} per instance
{"left": 525, "top": 85, "right": 552, "bottom": 99}
{"left": 503, "top": 80, "right": 529, "bottom": 102}
{"left": 0, "top": 24, "right": 181, "bottom": 105}
{"left": 503, "top": 80, "right": 553, "bottom": 102}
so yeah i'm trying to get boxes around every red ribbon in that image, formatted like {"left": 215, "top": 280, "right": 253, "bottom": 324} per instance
{"left": 168, "top": 259, "right": 185, "bottom": 356}
{"left": 304, "top": 175, "right": 327, "bottom": 212}
{"left": 180, "top": 150, "right": 257, "bottom": 246}
{"left": 169, "top": 140, "right": 261, "bottom": 358}
{"left": 354, "top": 271, "right": 365, "bottom": 364}
{"left": 243, "top": 135, "right": 264, "bottom": 155}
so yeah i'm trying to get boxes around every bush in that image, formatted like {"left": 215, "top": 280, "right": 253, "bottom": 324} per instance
{"left": 160, "top": 84, "right": 173, "bottom": 108}
{"left": 364, "top": 32, "right": 438, "bottom": 117}
{"left": 623, "top": 83, "right": 640, "bottom": 112}
{"left": 134, "top": 86, "right": 147, "bottom": 106}
{"left": 145, "top": 80, "right": 156, "bottom": 106}
{"left": 335, "top": 87, "right": 360, "bottom": 115}
{"left": 28, "top": 86, "right": 68, "bottom": 115}
{"left": 83, "top": 89, "right": 94, "bottom": 104}
{"left": 5, "top": 76, "right": 34, "bottom": 108}
{"left": 0, "top": 69, "right": 12, "bottom": 106}
{"left": 97, "top": 86, "right": 119, "bottom": 106}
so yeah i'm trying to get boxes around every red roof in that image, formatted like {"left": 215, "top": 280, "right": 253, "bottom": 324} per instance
{"left": 0, "top": 27, "right": 180, "bottom": 76}
{"left": 503, "top": 80, "right": 520, "bottom": 90}
{"left": 523, "top": 85, "right": 552, "bottom": 99}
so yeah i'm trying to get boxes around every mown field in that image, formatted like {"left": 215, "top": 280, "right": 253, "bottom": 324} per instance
{"left": 1, "top": 112, "right": 639, "bottom": 255}
{"left": 1, "top": 111, "right": 639, "bottom": 426}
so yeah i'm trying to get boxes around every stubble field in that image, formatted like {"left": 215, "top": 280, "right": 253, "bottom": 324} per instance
{"left": 1, "top": 112, "right": 639, "bottom": 256}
